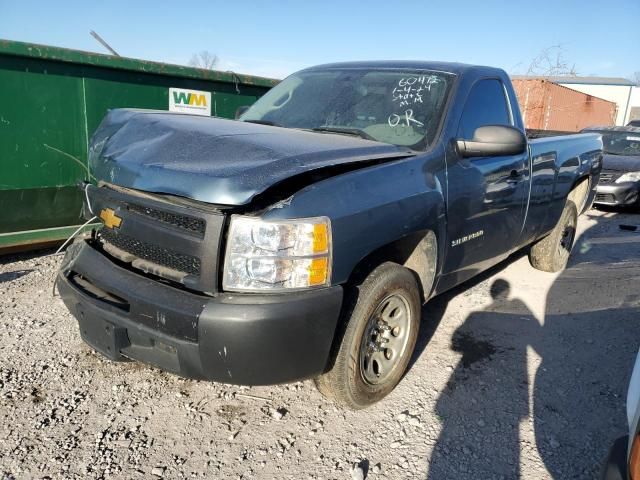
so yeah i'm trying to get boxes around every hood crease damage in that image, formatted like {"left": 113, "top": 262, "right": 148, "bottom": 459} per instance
{"left": 89, "top": 109, "right": 416, "bottom": 207}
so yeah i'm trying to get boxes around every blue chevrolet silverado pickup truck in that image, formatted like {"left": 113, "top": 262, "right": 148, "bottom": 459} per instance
{"left": 57, "top": 61, "right": 602, "bottom": 409}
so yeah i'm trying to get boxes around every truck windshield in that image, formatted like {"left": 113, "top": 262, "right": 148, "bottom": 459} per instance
{"left": 585, "top": 130, "right": 640, "bottom": 156}
{"left": 241, "top": 68, "right": 453, "bottom": 150}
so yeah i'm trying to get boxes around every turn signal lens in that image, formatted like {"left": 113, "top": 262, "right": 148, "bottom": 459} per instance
{"left": 308, "top": 257, "right": 329, "bottom": 286}
{"left": 313, "top": 224, "right": 329, "bottom": 254}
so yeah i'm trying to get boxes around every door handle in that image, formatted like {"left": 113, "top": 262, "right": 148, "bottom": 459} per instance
{"left": 506, "top": 170, "right": 523, "bottom": 184}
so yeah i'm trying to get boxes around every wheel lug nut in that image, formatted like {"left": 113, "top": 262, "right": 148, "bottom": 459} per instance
{"left": 392, "top": 326, "right": 400, "bottom": 336}
{"left": 385, "top": 349, "right": 392, "bottom": 360}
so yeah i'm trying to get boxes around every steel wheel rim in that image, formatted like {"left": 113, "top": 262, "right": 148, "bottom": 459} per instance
{"left": 359, "top": 293, "right": 412, "bottom": 385}
{"left": 558, "top": 216, "right": 576, "bottom": 262}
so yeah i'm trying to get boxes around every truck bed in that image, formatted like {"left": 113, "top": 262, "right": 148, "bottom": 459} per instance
{"left": 526, "top": 129, "right": 576, "bottom": 139}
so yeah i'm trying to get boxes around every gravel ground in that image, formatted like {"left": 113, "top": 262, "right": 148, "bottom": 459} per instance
{"left": 1, "top": 208, "right": 639, "bottom": 479}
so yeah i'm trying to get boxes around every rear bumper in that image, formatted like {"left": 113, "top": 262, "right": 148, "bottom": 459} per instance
{"left": 601, "top": 435, "right": 628, "bottom": 480}
{"left": 57, "top": 241, "right": 343, "bottom": 385}
{"left": 595, "top": 183, "right": 640, "bottom": 206}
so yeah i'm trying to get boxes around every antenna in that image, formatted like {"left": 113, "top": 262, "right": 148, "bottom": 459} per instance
{"left": 90, "top": 30, "right": 120, "bottom": 57}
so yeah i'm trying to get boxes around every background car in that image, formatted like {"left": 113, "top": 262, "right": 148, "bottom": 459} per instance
{"left": 582, "top": 126, "right": 640, "bottom": 208}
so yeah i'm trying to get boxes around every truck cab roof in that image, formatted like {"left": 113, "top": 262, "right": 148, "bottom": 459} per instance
{"left": 302, "top": 60, "right": 505, "bottom": 78}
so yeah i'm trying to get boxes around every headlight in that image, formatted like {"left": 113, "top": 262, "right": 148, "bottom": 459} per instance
{"left": 616, "top": 171, "right": 640, "bottom": 183}
{"left": 223, "top": 215, "right": 331, "bottom": 292}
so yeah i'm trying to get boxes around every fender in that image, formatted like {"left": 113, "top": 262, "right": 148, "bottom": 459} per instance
{"left": 261, "top": 149, "right": 447, "bottom": 289}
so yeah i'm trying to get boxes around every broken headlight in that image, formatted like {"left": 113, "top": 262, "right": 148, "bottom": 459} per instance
{"left": 222, "top": 215, "right": 331, "bottom": 292}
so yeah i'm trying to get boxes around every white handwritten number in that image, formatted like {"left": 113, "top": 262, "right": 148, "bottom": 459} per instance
{"left": 392, "top": 76, "right": 440, "bottom": 106}
{"left": 388, "top": 75, "right": 441, "bottom": 127}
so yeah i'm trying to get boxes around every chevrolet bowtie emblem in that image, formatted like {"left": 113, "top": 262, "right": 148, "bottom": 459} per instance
{"left": 99, "top": 208, "right": 122, "bottom": 229}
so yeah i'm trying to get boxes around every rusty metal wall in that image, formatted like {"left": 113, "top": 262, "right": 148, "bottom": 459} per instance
{"left": 513, "top": 79, "right": 616, "bottom": 132}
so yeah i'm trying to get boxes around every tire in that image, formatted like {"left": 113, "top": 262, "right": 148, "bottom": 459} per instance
{"left": 567, "top": 178, "right": 590, "bottom": 215}
{"left": 315, "top": 262, "right": 421, "bottom": 409}
{"left": 529, "top": 200, "right": 578, "bottom": 273}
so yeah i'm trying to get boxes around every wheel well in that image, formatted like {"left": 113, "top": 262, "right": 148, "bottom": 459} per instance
{"left": 568, "top": 175, "right": 591, "bottom": 214}
{"left": 346, "top": 231, "right": 437, "bottom": 302}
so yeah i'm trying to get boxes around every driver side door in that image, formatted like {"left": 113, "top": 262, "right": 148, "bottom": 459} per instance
{"left": 441, "top": 78, "right": 530, "bottom": 286}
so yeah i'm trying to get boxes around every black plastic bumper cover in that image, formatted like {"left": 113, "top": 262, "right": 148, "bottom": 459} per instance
{"left": 57, "top": 242, "right": 344, "bottom": 385}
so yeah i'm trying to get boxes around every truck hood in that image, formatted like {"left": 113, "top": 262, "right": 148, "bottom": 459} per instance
{"left": 602, "top": 154, "right": 640, "bottom": 172}
{"left": 90, "top": 109, "right": 415, "bottom": 206}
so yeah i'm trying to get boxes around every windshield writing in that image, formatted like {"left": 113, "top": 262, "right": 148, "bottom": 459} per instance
{"left": 241, "top": 69, "right": 453, "bottom": 149}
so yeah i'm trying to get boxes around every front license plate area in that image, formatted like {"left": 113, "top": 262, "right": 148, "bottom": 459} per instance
{"left": 76, "top": 306, "right": 130, "bottom": 361}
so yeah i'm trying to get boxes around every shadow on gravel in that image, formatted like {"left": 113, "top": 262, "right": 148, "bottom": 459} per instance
{"left": 427, "top": 279, "right": 539, "bottom": 479}
{"left": 409, "top": 250, "right": 528, "bottom": 372}
{"left": 535, "top": 212, "right": 640, "bottom": 479}
{"left": 594, "top": 204, "right": 640, "bottom": 215}
{"left": 423, "top": 211, "right": 640, "bottom": 479}
{"left": 0, "top": 269, "right": 33, "bottom": 283}
{"left": 0, "top": 247, "right": 57, "bottom": 266}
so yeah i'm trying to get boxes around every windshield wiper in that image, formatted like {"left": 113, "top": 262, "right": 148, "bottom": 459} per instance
{"left": 310, "top": 126, "right": 375, "bottom": 141}
{"left": 242, "top": 122, "right": 379, "bottom": 142}
{"left": 242, "top": 119, "right": 280, "bottom": 127}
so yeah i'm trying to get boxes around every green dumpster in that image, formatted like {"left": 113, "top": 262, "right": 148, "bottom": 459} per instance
{"left": 0, "top": 39, "right": 277, "bottom": 251}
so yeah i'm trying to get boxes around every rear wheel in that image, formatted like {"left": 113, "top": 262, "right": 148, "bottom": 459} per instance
{"left": 529, "top": 200, "right": 578, "bottom": 272}
{"left": 315, "top": 262, "right": 421, "bottom": 409}
{"left": 568, "top": 178, "right": 590, "bottom": 214}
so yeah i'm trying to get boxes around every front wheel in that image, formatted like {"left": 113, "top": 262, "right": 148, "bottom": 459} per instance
{"left": 315, "top": 262, "right": 421, "bottom": 409}
{"left": 529, "top": 200, "right": 578, "bottom": 273}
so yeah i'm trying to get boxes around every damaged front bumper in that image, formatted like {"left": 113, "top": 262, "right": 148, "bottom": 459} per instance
{"left": 57, "top": 241, "right": 343, "bottom": 385}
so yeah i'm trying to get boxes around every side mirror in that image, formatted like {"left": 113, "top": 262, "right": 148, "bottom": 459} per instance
{"left": 456, "top": 125, "right": 526, "bottom": 157}
{"left": 235, "top": 105, "right": 250, "bottom": 120}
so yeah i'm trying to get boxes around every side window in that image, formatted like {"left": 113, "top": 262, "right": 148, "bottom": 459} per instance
{"left": 458, "top": 79, "right": 511, "bottom": 139}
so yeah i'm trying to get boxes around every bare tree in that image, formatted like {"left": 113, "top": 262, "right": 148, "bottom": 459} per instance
{"left": 513, "top": 46, "right": 587, "bottom": 129}
{"left": 630, "top": 72, "right": 640, "bottom": 86}
{"left": 526, "top": 45, "right": 578, "bottom": 77}
{"left": 189, "top": 50, "right": 218, "bottom": 70}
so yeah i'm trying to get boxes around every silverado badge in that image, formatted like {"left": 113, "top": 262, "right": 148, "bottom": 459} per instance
{"left": 99, "top": 208, "right": 122, "bottom": 229}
